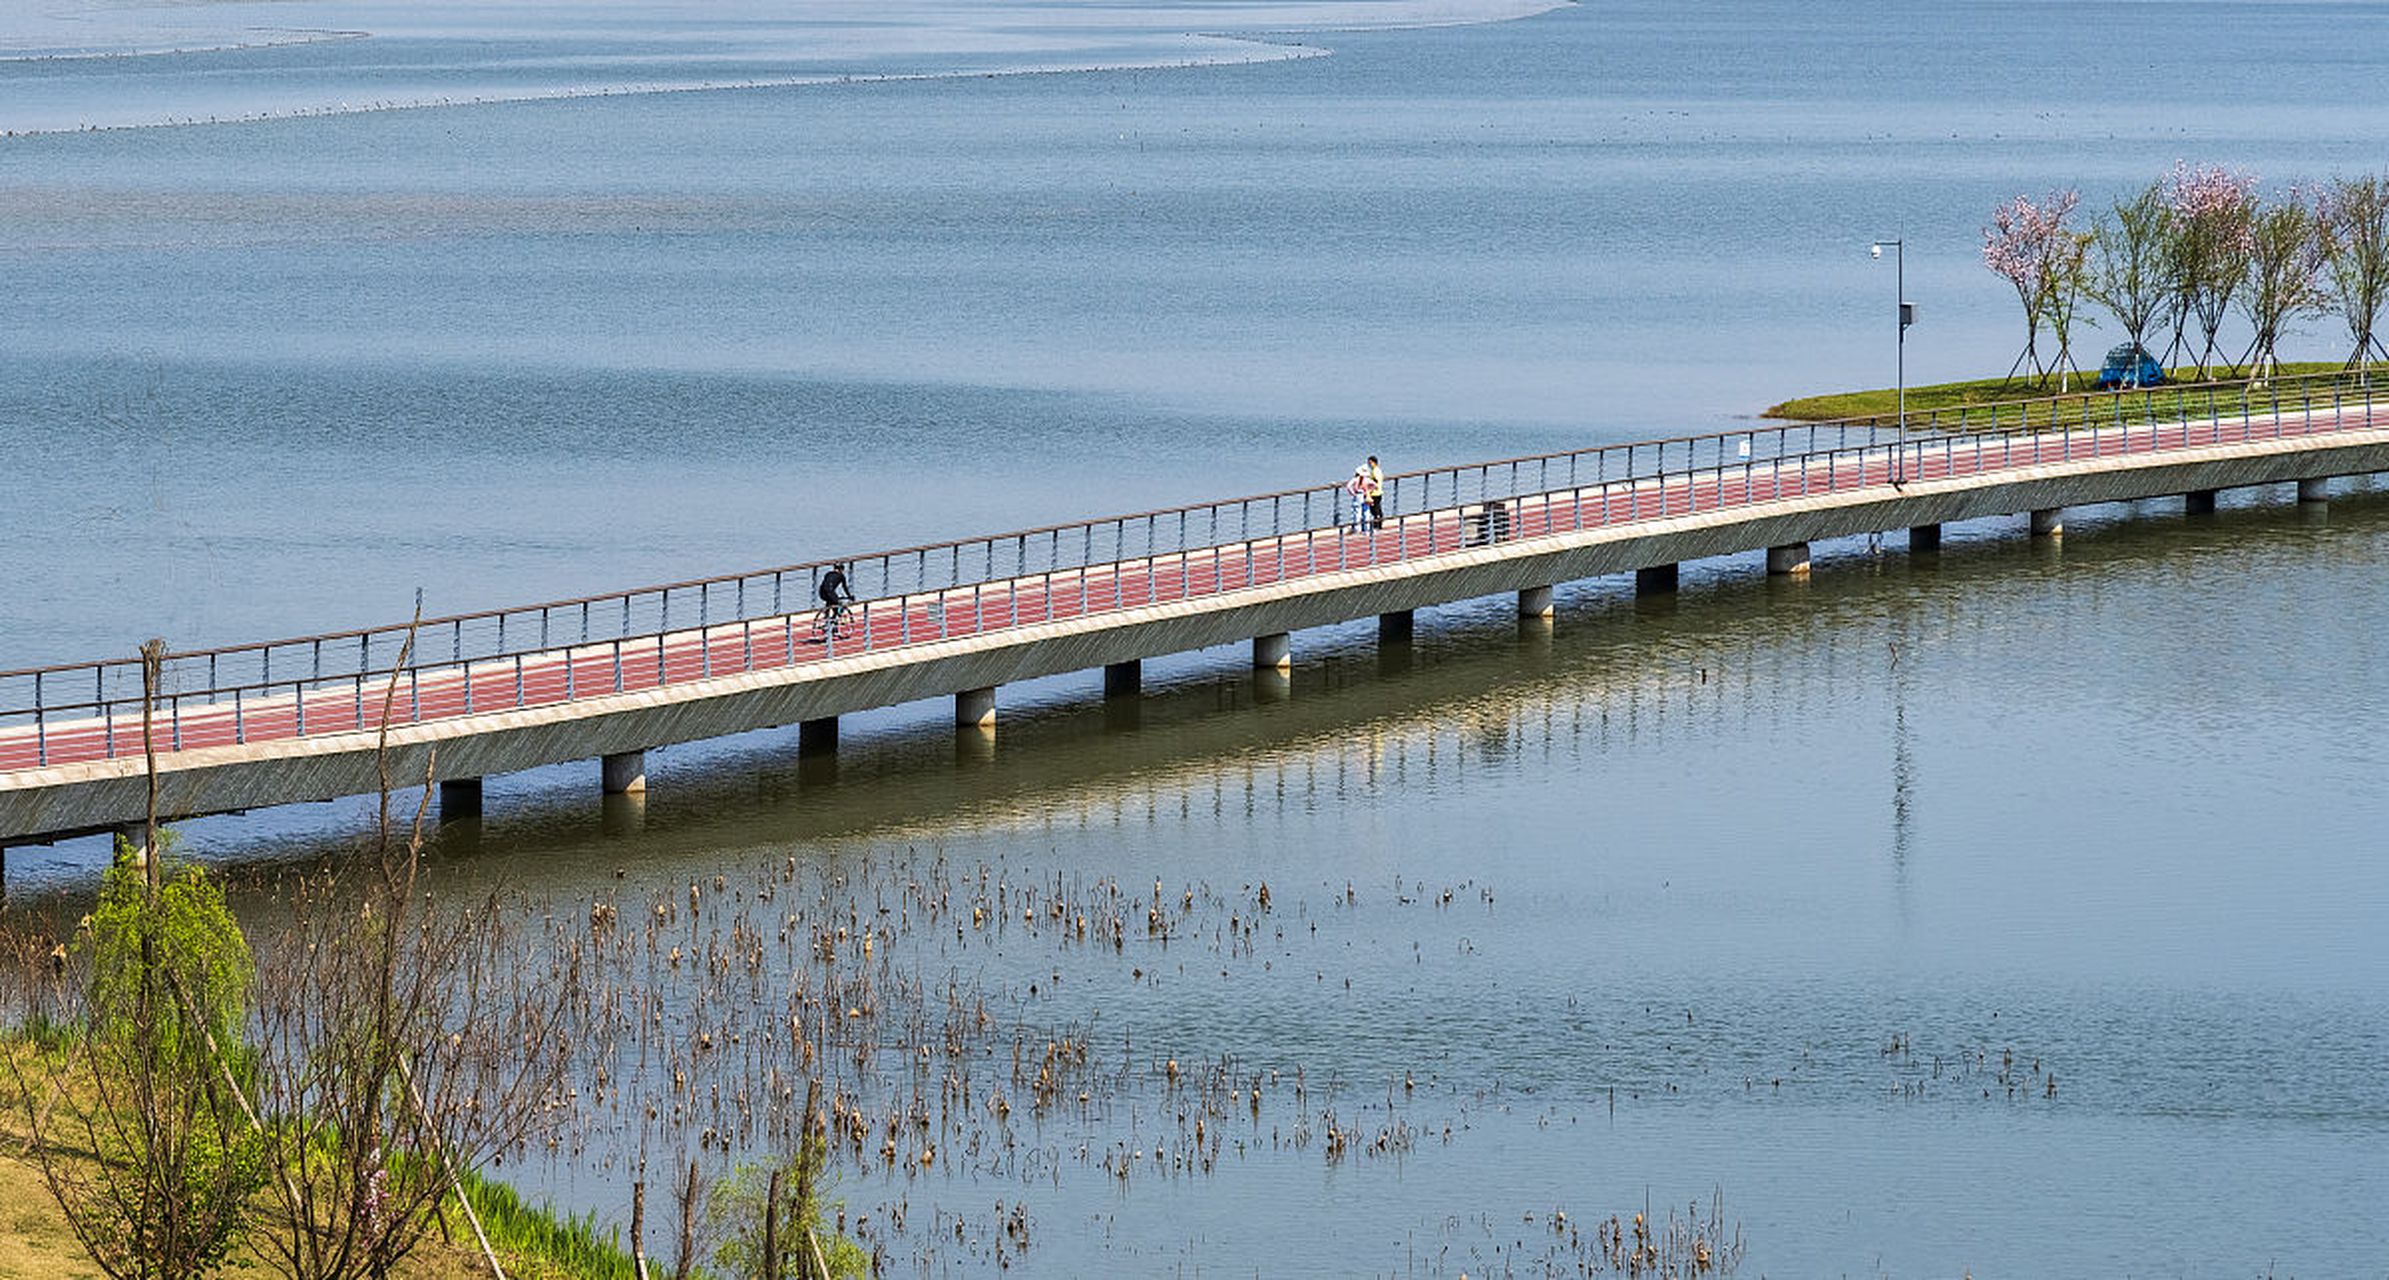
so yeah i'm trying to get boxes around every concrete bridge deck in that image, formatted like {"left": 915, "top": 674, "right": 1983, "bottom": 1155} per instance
{"left": 5, "top": 373, "right": 2386, "bottom": 850}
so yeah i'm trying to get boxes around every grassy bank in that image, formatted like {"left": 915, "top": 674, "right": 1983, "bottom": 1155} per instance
{"left": 1764, "top": 362, "right": 2347, "bottom": 421}
{"left": 0, "top": 1147, "right": 633, "bottom": 1279}
{"left": 0, "top": 1075, "right": 639, "bottom": 1280}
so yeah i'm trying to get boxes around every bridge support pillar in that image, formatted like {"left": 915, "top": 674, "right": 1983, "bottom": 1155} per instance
{"left": 1635, "top": 563, "right": 1678, "bottom": 595}
{"left": 1378, "top": 610, "right": 1415, "bottom": 643}
{"left": 2029, "top": 508, "right": 2064, "bottom": 539}
{"left": 955, "top": 686, "right": 997, "bottom": 729}
{"left": 1765, "top": 543, "right": 1812, "bottom": 576}
{"left": 1104, "top": 660, "right": 1142, "bottom": 697}
{"left": 799, "top": 716, "right": 839, "bottom": 756}
{"left": 2298, "top": 477, "right": 2331, "bottom": 503}
{"left": 1909, "top": 523, "right": 1942, "bottom": 553}
{"left": 1517, "top": 587, "right": 1553, "bottom": 619}
{"left": 439, "top": 777, "right": 483, "bottom": 819}
{"left": 2185, "top": 489, "right": 2218, "bottom": 515}
{"left": 110, "top": 825, "right": 150, "bottom": 867}
{"left": 1253, "top": 632, "right": 1291, "bottom": 671}
{"left": 602, "top": 751, "right": 647, "bottom": 795}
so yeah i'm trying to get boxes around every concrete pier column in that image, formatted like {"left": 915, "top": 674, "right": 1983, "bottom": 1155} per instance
{"left": 1765, "top": 543, "right": 1812, "bottom": 576}
{"left": 1378, "top": 610, "right": 1415, "bottom": 643}
{"left": 1253, "top": 632, "right": 1292, "bottom": 671}
{"left": 1104, "top": 660, "right": 1142, "bottom": 697}
{"left": 1909, "top": 523, "right": 1942, "bottom": 553}
{"left": 2029, "top": 508, "right": 2064, "bottom": 539}
{"left": 111, "top": 825, "right": 150, "bottom": 866}
{"left": 955, "top": 686, "right": 997, "bottom": 729}
{"left": 2298, "top": 477, "right": 2331, "bottom": 503}
{"left": 2185, "top": 489, "right": 2218, "bottom": 515}
{"left": 798, "top": 716, "right": 839, "bottom": 756}
{"left": 1635, "top": 563, "right": 1679, "bottom": 595}
{"left": 601, "top": 750, "right": 647, "bottom": 795}
{"left": 439, "top": 777, "right": 483, "bottom": 819}
{"left": 1517, "top": 586, "right": 1554, "bottom": 619}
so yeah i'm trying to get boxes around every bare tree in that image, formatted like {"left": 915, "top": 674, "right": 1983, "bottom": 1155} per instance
{"left": 2319, "top": 173, "right": 2389, "bottom": 376}
{"left": 245, "top": 612, "right": 579, "bottom": 1280}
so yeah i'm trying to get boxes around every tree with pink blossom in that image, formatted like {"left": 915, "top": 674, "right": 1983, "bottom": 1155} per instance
{"left": 2161, "top": 162, "right": 2257, "bottom": 376}
{"left": 1983, "top": 189, "right": 2090, "bottom": 388}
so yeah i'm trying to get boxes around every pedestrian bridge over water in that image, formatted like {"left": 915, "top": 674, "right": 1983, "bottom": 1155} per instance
{"left": 6, "top": 371, "right": 2388, "bottom": 855}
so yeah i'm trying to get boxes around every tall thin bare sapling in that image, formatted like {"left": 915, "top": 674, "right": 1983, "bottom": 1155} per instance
{"left": 247, "top": 605, "right": 578, "bottom": 1280}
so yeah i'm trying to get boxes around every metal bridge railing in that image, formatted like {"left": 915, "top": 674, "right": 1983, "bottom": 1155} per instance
{"left": 1, "top": 366, "right": 2379, "bottom": 772}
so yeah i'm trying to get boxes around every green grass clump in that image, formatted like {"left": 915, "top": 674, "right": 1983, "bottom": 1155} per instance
{"left": 458, "top": 1168, "right": 641, "bottom": 1280}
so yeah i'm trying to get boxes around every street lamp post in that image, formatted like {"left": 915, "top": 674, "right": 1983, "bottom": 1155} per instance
{"left": 1871, "top": 239, "right": 1914, "bottom": 485}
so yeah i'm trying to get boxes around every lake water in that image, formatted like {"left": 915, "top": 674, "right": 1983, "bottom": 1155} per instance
{"left": 4, "top": 0, "right": 2387, "bottom": 1273}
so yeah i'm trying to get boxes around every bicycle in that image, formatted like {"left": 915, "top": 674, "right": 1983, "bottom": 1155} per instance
{"left": 810, "top": 598, "right": 851, "bottom": 643}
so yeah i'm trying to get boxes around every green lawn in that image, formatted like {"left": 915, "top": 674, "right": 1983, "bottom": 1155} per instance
{"left": 1764, "top": 362, "right": 2351, "bottom": 422}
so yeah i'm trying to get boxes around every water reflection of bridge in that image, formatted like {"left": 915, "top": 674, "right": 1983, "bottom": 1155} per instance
{"left": 7, "top": 373, "right": 2388, "bottom": 861}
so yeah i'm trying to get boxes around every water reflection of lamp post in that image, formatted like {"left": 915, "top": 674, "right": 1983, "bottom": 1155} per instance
{"left": 1871, "top": 239, "right": 1914, "bottom": 485}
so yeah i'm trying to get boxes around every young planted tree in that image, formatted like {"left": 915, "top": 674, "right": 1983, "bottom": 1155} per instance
{"left": 2318, "top": 173, "right": 2389, "bottom": 375}
{"left": 2087, "top": 182, "right": 2176, "bottom": 365}
{"left": 2042, "top": 225, "right": 2095, "bottom": 390}
{"left": 3, "top": 641, "right": 262, "bottom": 1280}
{"left": 2163, "top": 162, "right": 2257, "bottom": 376}
{"left": 1984, "top": 189, "right": 2089, "bottom": 388}
{"left": 2236, "top": 187, "right": 2327, "bottom": 378}
{"left": 245, "top": 618, "right": 580, "bottom": 1280}
{"left": 11, "top": 853, "right": 262, "bottom": 1280}
{"left": 1985, "top": 192, "right": 2054, "bottom": 383}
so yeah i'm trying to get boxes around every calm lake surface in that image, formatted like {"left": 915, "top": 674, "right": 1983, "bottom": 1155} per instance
{"left": 4, "top": 0, "right": 2387, "bottom": 1273}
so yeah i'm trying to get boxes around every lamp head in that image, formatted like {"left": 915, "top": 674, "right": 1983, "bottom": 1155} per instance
{"left": 1871, "top": 243, "right": 1883, "bottom": 260}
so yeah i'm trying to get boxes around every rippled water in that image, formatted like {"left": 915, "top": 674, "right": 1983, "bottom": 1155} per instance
{"left": 5, "top": 0, "right": 2388, "bottom": 1273}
